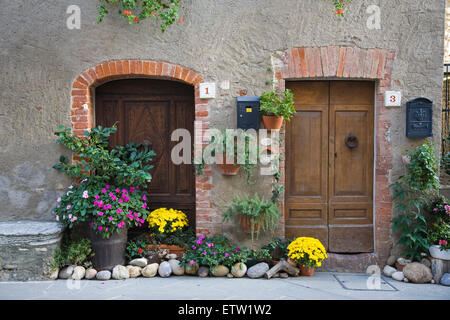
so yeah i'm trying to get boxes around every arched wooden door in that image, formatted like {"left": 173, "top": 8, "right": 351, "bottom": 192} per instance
{"left": 95, "top": 79, "right": 196, "bottom": 226}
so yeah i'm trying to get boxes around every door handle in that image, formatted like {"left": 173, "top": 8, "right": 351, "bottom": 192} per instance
{"left": 345, "top": 132, "right": 359, "bottom": 149}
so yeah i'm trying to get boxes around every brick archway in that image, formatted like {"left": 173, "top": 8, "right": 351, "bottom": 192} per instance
{"left": 274, "top": 46, "right": 395, "bottom": 269}
{"left": 70, "top": 60, "right": 214, "bottom": 236}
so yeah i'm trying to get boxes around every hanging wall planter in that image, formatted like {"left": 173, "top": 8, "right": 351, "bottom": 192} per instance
{"left": 216, "top": 153, "right": 241, "bottom": 175}
{"left": 262, "top": 115, "right": 284, "bottom": 130}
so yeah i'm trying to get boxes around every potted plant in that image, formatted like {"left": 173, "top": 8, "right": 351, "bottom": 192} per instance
{"left": 286, "top": 237, "right": 328, "bottom": 276}
{"left": 259, "top": 89, "right": 295, "bottom": 130}
{"left": 262, "top": 237, "right": 292, "bottom": 266}
{"left": 426, "top": 195, "right": 450, "bottom": 260}
{"left": 145, "top": 207, "right": 194, "bottom": 255}
{"left": 223, "top": 193, "right": 280, "bottom": 241}
{"left": 53, "top": 125, "right": 155, "bottom": 270}
{"left": 126, "top": 239, "right": 148, "bottom": 261}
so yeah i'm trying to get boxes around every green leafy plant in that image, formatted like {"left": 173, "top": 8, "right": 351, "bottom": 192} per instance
{"left": 51, "top": 234, "right": 94, "bottom": 270}
{"left": 425, "top": 195, "right": 450, "bottom": 250}
{"left": 259, "top": 90, "right": 295, "bottom": 121}
{"left": 223, "top": 193, "right": 280, "bottom": 241}
{"left": 441, "top": 135, "right": 450, "bottom": 175}
{"left": 126, "top": 239, "right": 148, "bottom": 260}
{"left": 262, "top": 237, "right": 293, "bottom": 260}
{"left": 391, "top": 142, "right": 440, "bottom": 261}
{"left": 331, "top": 0, "right": 351, "bottom": 16}
{"left": 97, "top": 0, "right": 181, "bottom": 32}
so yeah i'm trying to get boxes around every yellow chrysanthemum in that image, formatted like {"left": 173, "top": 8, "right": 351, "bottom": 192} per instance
{"left": 146, "top": 207, "right": 189, "bottom": 235}
{"left": 287, "top": 237, "right": 327, "bottom": 268}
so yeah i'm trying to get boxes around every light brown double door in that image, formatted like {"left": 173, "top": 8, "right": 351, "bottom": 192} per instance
{"left": 285, "top": 81, "right": 374, "bottom": 253}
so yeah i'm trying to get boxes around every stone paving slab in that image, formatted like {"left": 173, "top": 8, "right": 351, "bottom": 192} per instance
{"left": 0, "top": 273, "right": 449, "bottom": 300}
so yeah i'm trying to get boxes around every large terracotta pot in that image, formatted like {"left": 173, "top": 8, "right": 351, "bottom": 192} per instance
{"left": 89, "top": 227, "right": 128, "bottom": 270}
{"left": 300, "top": 265, "right": 315, "bottom": 276}
{"left": 216, "top": 154, "right": 241, "bottom": 175}
{"left": 262, "top": 115, "right": 284, "bottom": 130}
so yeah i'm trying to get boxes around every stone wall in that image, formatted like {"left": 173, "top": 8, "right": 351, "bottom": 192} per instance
{"left": 0, "top": 1, "right": 446, "bottom": 258}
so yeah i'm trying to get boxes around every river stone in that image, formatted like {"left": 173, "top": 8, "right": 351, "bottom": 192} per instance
{"left": 227, "top": 273, "right": 234, "bottom": 278}
{"left": 166, "top": 253, "right": 177, "bottom": 260}
{"left": 420, "top": 258, "right": 431, "bottom": 269}
{"left": 403, "top": 262, "right": 432, "bottom": 284}
{"left": 441, "top": 273, "right": 450, "bottom": 286}
{"left": 431, "top": 258, "right": 446, "bottom": 284}
{"left": 85, "top": 268, "right": 97, "bottom": 280}
{"left": 96, "top": 270, "right": 111, "bottom": 280}
{"left": 383, "top": 265, "right": 397, "bottom": 277}
{"left": 231, "top": 262, "right": 247, "bottom": 278}
{"left": 392, "top": 271, "right": 405, "bottom": 281}
{"left": 247, "top": 262, "right": 269, "bottom": 279}
{"left": 71, "top": 266, "right": 86, "bottom": 280}
{"left": 112, "top": 265, "right": 129, "bottom": 280}
{"left": 397, "top": 257, "right": 411, "bottom": 265}
{"left": 49, "top": 268, "right": 59, "bottom": 280}
{"left": 280, "top": 272, "right": 289, "bottom": 279}
{"left": 168, "top": 259, "right": 184, "bottom": 276}
{"left": 211, "top": 265, "right": 229, "bottom": 277}
{"left": 142, "top": 263, "right": 159, "bottom": 278}
{"left": 185, "top": 263, "right": 199, "bottom": 275}
{"left": 129, "top": 257, "right": 148, "bottom": 268}
{"left": 127, "top": 265, "right": 142, "bottom": 278}
{"left": 386, "top": 255, "right": 396, "bottom": 266}
{"left": 145, "top": 251, "right": 161, "bottom": 264}
{"left": 158, "top": 261, "right": 172, "bottom": 277}
{"left": 58, "top": 265, "right": 75, "bottom": 279}
{"left": 198, "top": 266, "right": 210, "bottom": 277}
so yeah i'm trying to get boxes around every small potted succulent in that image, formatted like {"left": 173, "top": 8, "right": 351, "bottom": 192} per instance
{"left": 222, "top": 193, "right": 280, "bottom": 241}
{"left": 259, "top": 89, "right": 295, "bottom": 130}
{"left": 286, "top": 237, "right": 328, "bottom": 276}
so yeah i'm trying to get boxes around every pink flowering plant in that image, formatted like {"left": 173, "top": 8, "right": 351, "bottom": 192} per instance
{"left": 426, "top": 195, "right": 450, "bottom": 250}
{"left": 180, "top": 235, "right": 250, "bottom": 271}
{"left": 89, "top": 184, "right": 149, "bottom": 239}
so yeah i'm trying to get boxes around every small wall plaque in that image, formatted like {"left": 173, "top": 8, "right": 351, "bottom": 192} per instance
{"left": 384, "top": 91, "right": 402, "bottom": 107}
{"left": 199, "top": 83, "right": 216, "bottom": 99}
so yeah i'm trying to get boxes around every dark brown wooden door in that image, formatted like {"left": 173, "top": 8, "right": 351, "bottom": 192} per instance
{"left": 285, "top": 81, "right": 374, "bottom": 253}
{"left": 95, "top": 79, "right": 196, "bottom": 225}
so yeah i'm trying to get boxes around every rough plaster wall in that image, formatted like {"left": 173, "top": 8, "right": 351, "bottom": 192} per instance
{"left": 0, "top": 1, "right": 445, "bottom": 247}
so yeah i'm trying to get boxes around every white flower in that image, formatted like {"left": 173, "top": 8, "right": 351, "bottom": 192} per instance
{"left": 57, "top": 197, "right": 61, "bottom": 202}
{"left": 68, "top": 185, "right": 73, "bottom": 189}
{"left": 56, "top": 216, "right": 59, "bottom": 221}
{"left": 82, "top": 190, "right": 89, "bottom": 199}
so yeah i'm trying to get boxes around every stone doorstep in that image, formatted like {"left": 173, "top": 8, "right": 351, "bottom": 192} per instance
{"left": 0, "top": 221, "right": 64, "bottom": 281}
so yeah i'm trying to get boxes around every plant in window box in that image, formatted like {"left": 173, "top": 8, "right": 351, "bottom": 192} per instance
{"left": 145, "top": 207, "right": 193, "bottom": 255}
{"left": 259, "top": 89, "right": 295, "bottom": 130}
{"left": 287, "top": 237, "right": 328, "bottom": 276}
{"left": 223, "top": 193, "right": 280, "bottom": 242}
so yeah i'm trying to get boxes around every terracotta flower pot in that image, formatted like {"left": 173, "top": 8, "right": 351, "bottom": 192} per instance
{"left": 300, "top": 265, "right": 315, "bottom": 276}
{"left": 216, "top": 154, "right": 241, "bottom": 175}
{"left": 238, "top": 214, "right": 263, "bottom": 233}
{"left": 262, "top": 115, "right": 284, "bottom": 130}
{"left": 395, "top": 262, "right": 406, "bottom": 272}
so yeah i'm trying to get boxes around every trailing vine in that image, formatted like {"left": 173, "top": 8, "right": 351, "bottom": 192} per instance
{"left": 97, "top": 0, "right": 182, "bottom": 32}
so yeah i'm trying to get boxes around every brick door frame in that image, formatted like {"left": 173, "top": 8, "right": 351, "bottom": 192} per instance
{"left": 273, "top": 46, "right": 396, "bottom": 269}
{"left": 70, "top": 60, "right": 215, "bottom": 236}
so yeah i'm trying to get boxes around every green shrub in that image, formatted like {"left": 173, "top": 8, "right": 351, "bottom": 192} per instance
{"left": 51, "top": 234, "right": 94, "bottom": 270}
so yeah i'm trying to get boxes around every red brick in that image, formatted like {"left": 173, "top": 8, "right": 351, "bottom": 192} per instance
{"left": 72, "top": 81, "right": 87, "bottom": 89}
{"left": 108, "top": 61, "right": 117, "bottom": 75}
{"left": 156, "top": 61, "right": 163, "bottom": 76}
{"left": 298, "top": 47, "right": 307, "bottom": 77}
{"left": 149, "top": 61, "right": 156, "bottom": 75}
{"left": 304, "top": 47, "right": 315, "bottom": 77}
{"left": 71, "top": 115, "right": 88, "bottom": 123}
{"left": 320, "top": 47, "right": 330, "bottom": 77}
{"left": 81, "top": 71, "right": 94, "bottom": 84}
{"left": 101, "top": 62, "right": 111, "bottom": 77}
{"left": 136, "top": 60, "right": 143, "bottom": 74}
{"left": 174, "top": 65, "right": 183, "bottom": 79}
{"left": 130, "top": 60, "right": 137, "bottom": 74}
{"left": 343, "top": 47, "right": 354, "bottom": 78}
{"left": 123, "top": 60, "right": 130, "bottom": 74}
{"left": 143, "top": 61, "right": 150, "bottom": 75}
{"left": 95, "top": 65, "right": 104, "bottom": 79}
{"left": 336, "top": 47, "right": 347, "bottom": 77}
{"left": 71, "top": 89, "right": 88, "bottom": 96}
{"left": 185, "top": 71, "right": 196, "bottom": 84}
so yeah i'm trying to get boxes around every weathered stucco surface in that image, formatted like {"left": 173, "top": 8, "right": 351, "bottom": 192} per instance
{"left": 0, "top": 1, "right": 445, "bottom": 250}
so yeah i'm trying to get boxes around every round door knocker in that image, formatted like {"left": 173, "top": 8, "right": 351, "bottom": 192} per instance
{"left": 345, "top": 133, "right": 359, "bottom": 149}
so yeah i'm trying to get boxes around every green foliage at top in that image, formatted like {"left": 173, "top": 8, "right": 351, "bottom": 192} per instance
{"left": 97, "top": 0, "right": 181, "bottom": 32}
{"left": 259, "top": 89, "right": 296, "bottom": 121}
{"left": 391, "top": 142, "right": 440, "bottom": 261}
{"left": 53, "top": 124, "right": 156, "bottom": 188}
{"left": 51, "top": 234, "right": 94, "bottom": 270}
{"left": 223, "top": 193, "right": 280, "bottom": 241}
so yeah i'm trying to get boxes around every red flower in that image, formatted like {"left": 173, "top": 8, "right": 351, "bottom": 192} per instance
{"left": 134, "top": 17, "right": 139, "bottom": 22}
{"left": 152, "top": 11, "right": 156, "bottom": 15}
{"left": 138, "top": 248, "right": 143, "bottom": 254}
{"left": 179, "top": 16, "right": 183, "bottom": 23}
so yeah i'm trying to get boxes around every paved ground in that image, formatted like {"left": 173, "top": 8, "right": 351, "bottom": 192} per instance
{"left": 1, "top": 272, "right": 449, "bottom": 300}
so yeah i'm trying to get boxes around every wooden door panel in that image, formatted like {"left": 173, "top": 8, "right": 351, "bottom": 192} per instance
{"left": 95, "top": 79, "right": 196, "bottom": 226}
{"left": 329, "top": 106, "right": 372, "bottom": 199}
{"left": 286, "top": 80, "right": 374, "bottom": 254}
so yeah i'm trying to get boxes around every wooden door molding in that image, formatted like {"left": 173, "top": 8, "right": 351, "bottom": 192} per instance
{"left": 275, "top": 46, "right": 396, "bottom": 268}
{"left": 70, "top": 60, "right": 219, "bottom": 237}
